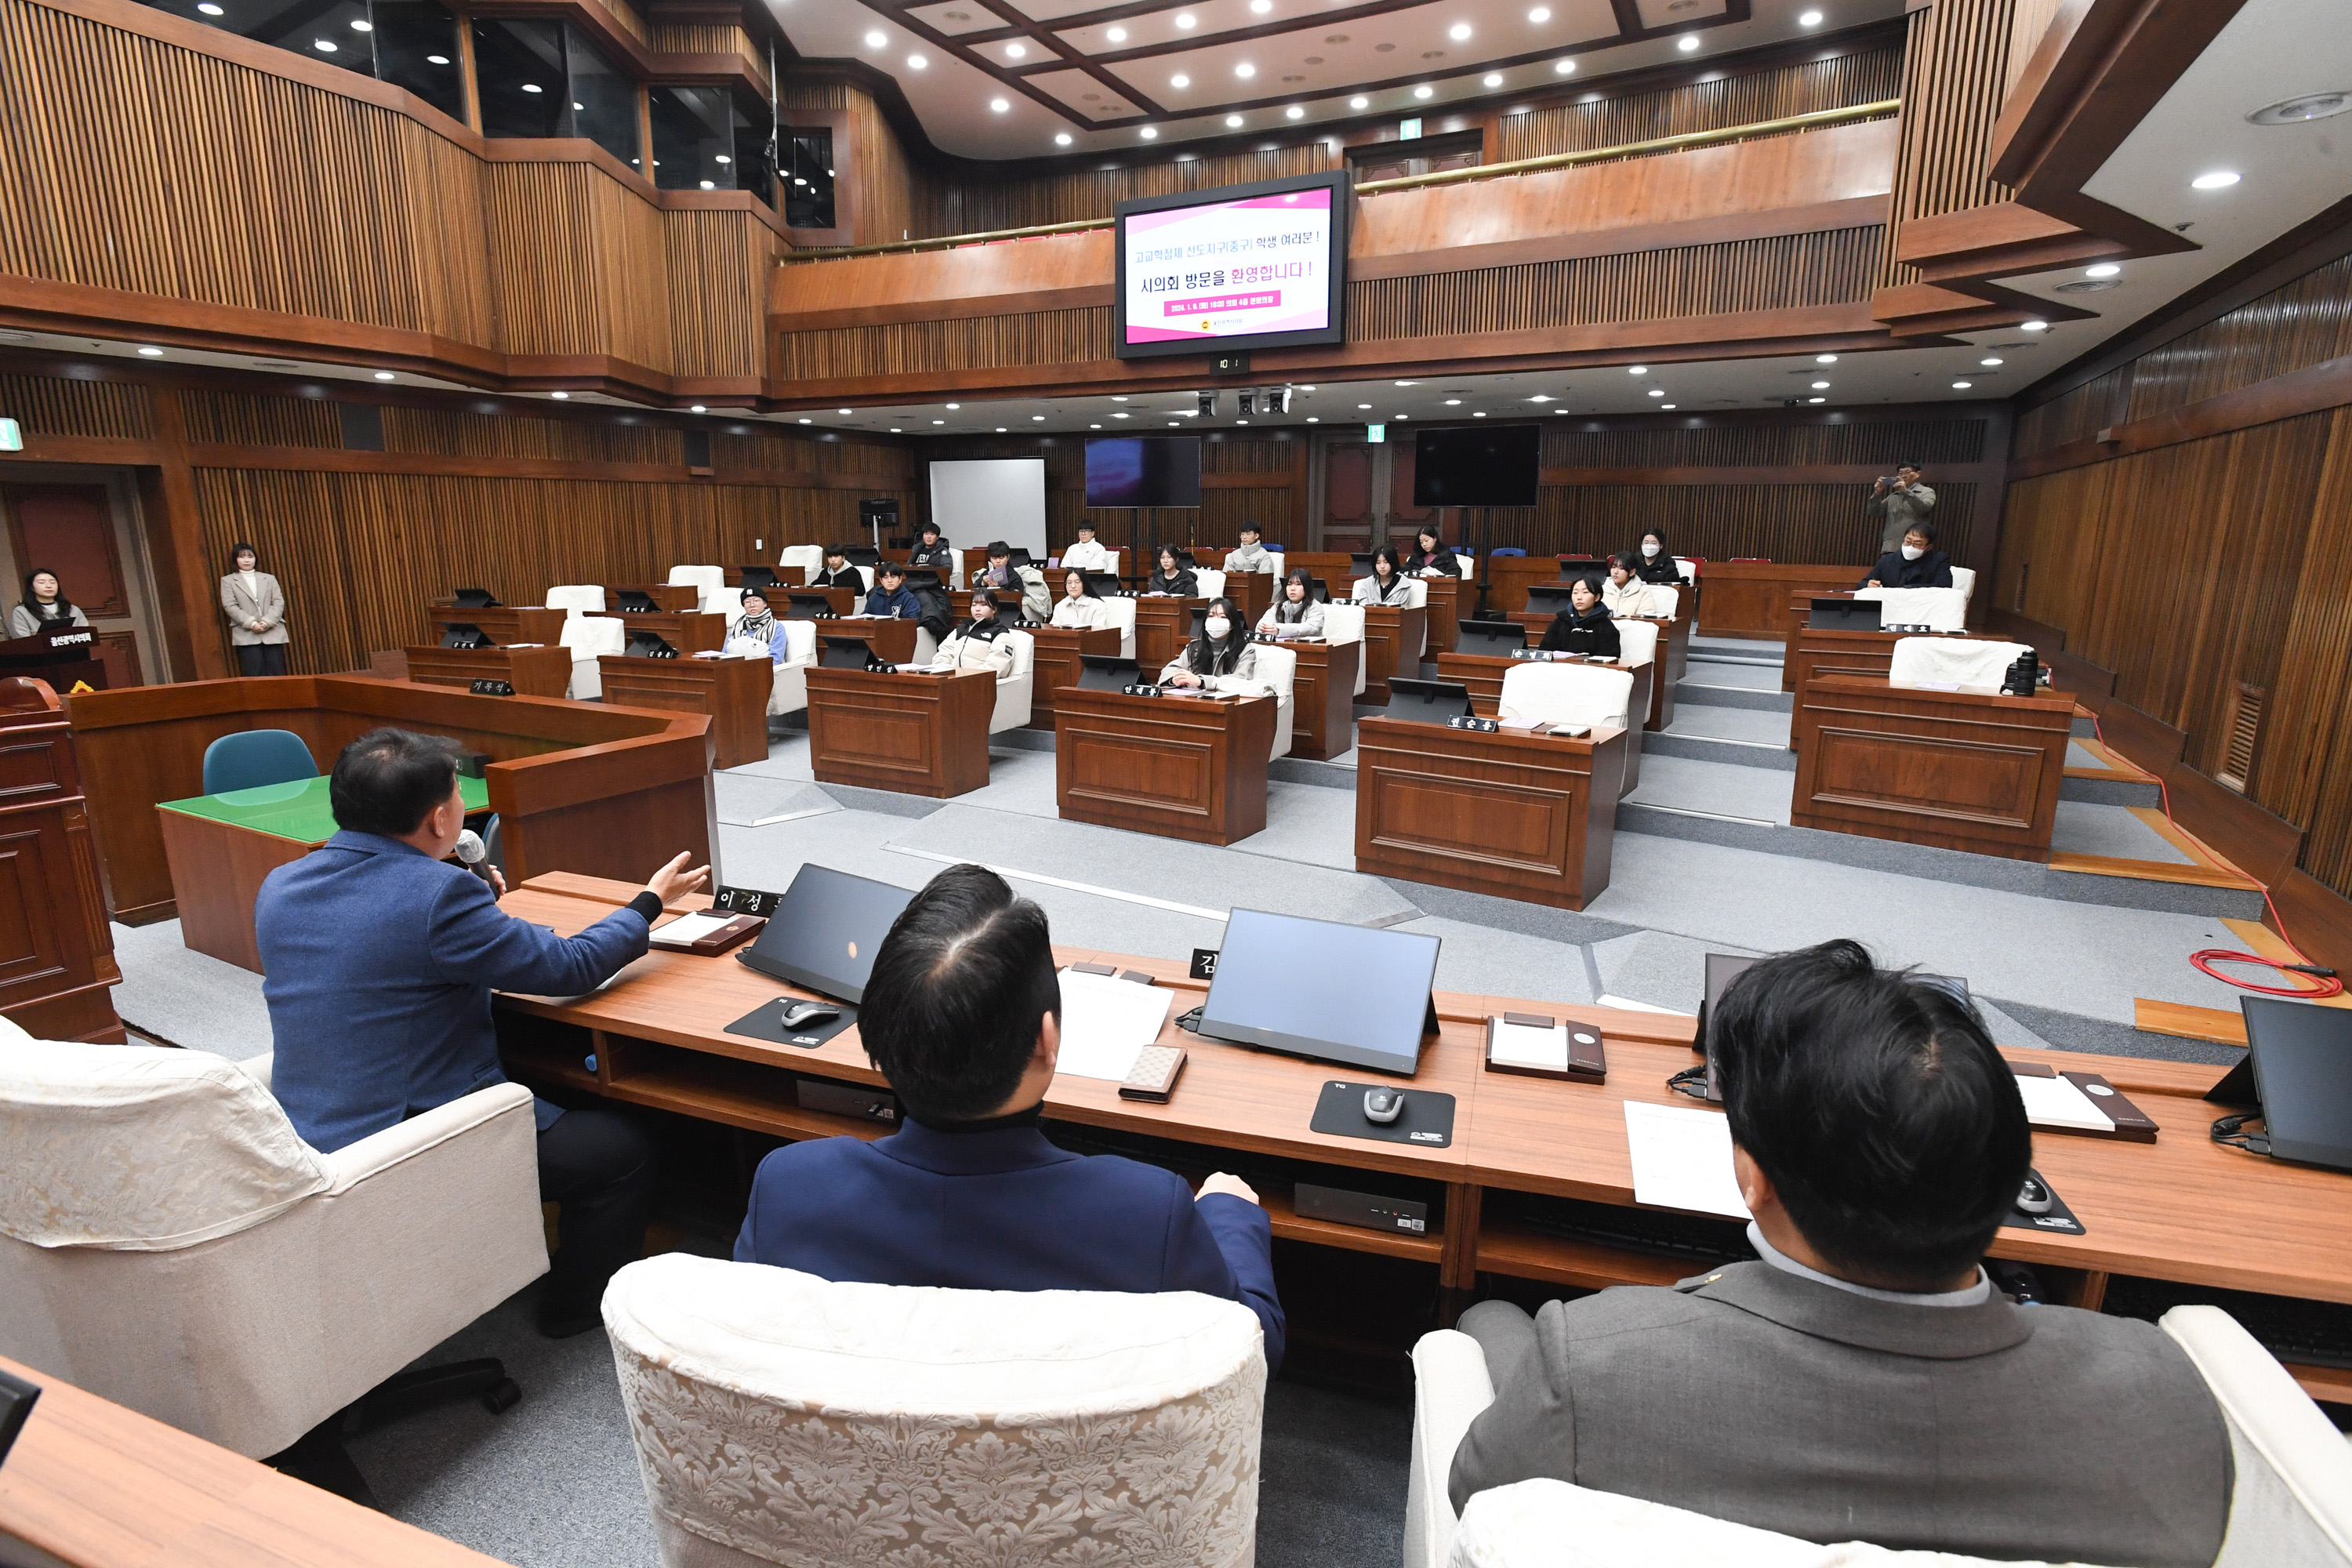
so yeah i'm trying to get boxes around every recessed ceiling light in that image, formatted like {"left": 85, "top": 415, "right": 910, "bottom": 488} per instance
{"left": 1449, "top": 22, "right": 1472, "bottom": 40}
{"left": 934, "top": 419, "right": 946, "bottom": 425}
{"left": 1815, "top": 354, "right": 1838, "bottom": 364}
{"left": 1033, "top": 415, "right": 1047, "bottom": 420}
{"left": 2084, "top": 263, "right": 2121, "bottom": 278}
{"left": 1236, "top": 419, "right": 1250, "bottom": 425}
{"left": 1661, "top": 405, "right": 1677, "bottom": 410}
{"left": 196, "top": 2, "right": 221, "bottom": 11}
{"left": 998, "top": 426, "right": 1009, "bottom": 432}
{"left": 1628, "top": 365, "right": 1646, "bottom": 375}
{"left": 1054, "top": 133, "right": 1073, "bottom": 145}
{"left": 2247, "top": 92, "right": 2352, "bottom": 126}
{"left": 1172, "top": 73, "right": 1190, "bottom": 87}
{"left": 839, "top": 408, "right": 852, "bottom": 415}
{"left": 991, "top": 98, "right": 1010, "bottom": 112}
{"left": 1677, "top": 34, "right": 1699, "bottom": 52}
{"left": 1358, "top": 402, "right": 1372, "bottom": 409}
{"left": 1472, "top": 411, "right": 1486, "bottom": 417}
{"left": 1554, "top": 59, "right": 1574, "bottom": 74}
{"left": 519, "top": 80, "right": 539, "bottom": 90}
{"left": 1251, "top": 0, "right": 1272, "bottom": 11}
{"left": 1106, "top": 26, "right": 1127, "bottom": 41}
{"left": 1395, "top": 414, "right": 1408, "bottom": 419}
{"left": 2190, "top": 171, "right": 2241, "bottom": 190}
{"left": 2021, "top": 319, "right": 2049, "bottom": 332}
{"left": 1089, "top": 423, "right": 1101, "bottom": 429}
{"left": 135, "top": 345, "right": 164, "bottom": 357}
{"left": 864, "top": 29, "right": 885, "bottom": 46}
{"left": 1226, "top": 114, "right": 1244, "bottom": 127}
{"left": 1113, "top": 412, "right": 1130, "bottom": 418}
{"left": 1810, "top": 379, "right": 1830, "bottom": 389}
{"left": 314, "top": 38, "right": 336, "bottom": 51}
{"left": 1006, "top": 42, "right": 1025, "bottom": 57}
{"left": 907, "top": 53, "right": 927, "bottom": 68}
{"left": 1647, "top": 388, "right": 1665, "bottom": 397}
{"left": 699, "top": 180, "right": 715, "bottom": 189}
{"left": 1234, "top": 62, "right": 1254, "bottom": 77}
{"left": 1305, "top": 416, "right": 1319, "bottom": 423}
{"left": 1414, "top": 84, "right": 1433, "bottom": 99}
{"left": 551, "top": 390, "right": 569, "bottom": 399}
{"left": 1528, "top": 5, "right": 1549, "bottom": 18}
{"left": 1807, "top": 396, "right": 1824, "bottom": 404}
{"left": 1980, "top": 357, "right": 2003, "bottom": 367}
{"left": 1174, "top": 12, "right": 1196, "bottom": 27}
{"left": 1140, "top": 127, "right": 1158, "bottom": 139}
{"left": 1528, "top": 394, "right": 1552, "bottom": 402}
{"left": 715, "top": 154, "right": 731, "bottom": 165}
{"left": 1349, "top": 95, "right": 1369, "bottom": 108}
{"left": 374, "top": 371, "right": 397, "bottom": 381}
{"left": 1300, "top": 384, "right": 1316, "bottom": 390}
{"left": 946, "top": 402, "right": 960, "bottom": 409}
{"left": 1286, "top": 105, "right": 1305, "bottom": 118}
{"left": 798, "top": 417, "right": 812, "bottom": 424}
{"left": 1798, "top": 9, "right": 1823, "bottom": 24}
{"left": 1395, "top": 379, "right": 1416, "bottom": 386}
{"left": 1445, "top": 398, "right": 1461, "bottom": 405}
{"left": 1952, "top": 380, "right": 1973, "bottom": 389}
{"left": 1482, "top": 72, "right": 1502, "bottom": 86}
{"left": 426, "top": 53, "right": 448, "bottom": 62}
{"left": 1112, "top": 395, "right": 1128, "bottom": 401}
{"left": 350, "top": 17, "right": 371, "bottom": 30}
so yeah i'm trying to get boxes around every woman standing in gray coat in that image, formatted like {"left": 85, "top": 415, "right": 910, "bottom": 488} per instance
{"left": 220, "top": 543, "right": 289, "bottom": 675}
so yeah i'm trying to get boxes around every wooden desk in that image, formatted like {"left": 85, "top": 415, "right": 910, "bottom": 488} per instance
{"left": 1432, "top": 652, "right": 1650, "bottom": 796}
{"left": 495, "top": 880, "right": 2352, "bottom": 1399}
{"left": 1025, "top": 625, "right": 1123, "bottom": 729}
{"left": 1053, "top": 687, "right": 1274, "bottom": 844}
{"left": 0, "top": 1354, "right": 509, "bottom": 1568}
{"left": 1421, "top": 575, "right": 1461, "bottom": 655}
{"left": 1355, "top": 716, "right": 1625, "bottom": 909}
{"left": 606, "top": 610, "right": 728, "bottom": 655}
{"left": 1483, "top": 556, "right": 1563, "bottom": 617}
{"left": 1501, "top": 612, "right": 1682, "bottom": 731}
{"left": 401, "top": 644, "right": 572, "bottom": 699}
{"left": 1782, "top": 625, "right": 2008, "bottom": 702}
{"left": 808, "top": 618, "right": 920, "bottom": 666}
{"left": 1132, "top": 595, "right": 1210, "bottom": 671}
{"left": 804, "top": 666, "right": 993, "bottom": 797}
{"left": 68, "top": 676, "right": 717, "bottom": 924}
{"left": 0, "top": 680, "right": 119, "bottom": 1042}
{"left": 1282, "top": 638, "right": 1359, "bottom": 761}
{"left": 0, "top": 628, "right": 106, "bottom": 696}
{"left": 604, "top": 583, "right": 701, "bottom": 613}
{"left": 1692, "top": 562, "right": 1855, "bottom": 639}
{"left": 785, "top": 589, "right": 858, "bottom": 617}
{"left": 426, "top": 604, "right": 568, "bottom": 647}
{"left": 1192, "top": 557, "right": 1273, "bottom": 623}
{"left": 1359, "top": 604, "right": 1428, "bottom": 705}
{"left": 598, "top": 655, "right": 771, "bottom": 771}
{"left": 1791, "top": 675, "right": 2074, "bottom": 861}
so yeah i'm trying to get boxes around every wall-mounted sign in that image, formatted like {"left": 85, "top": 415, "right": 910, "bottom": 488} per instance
{"left": 1399, "top": 118, "right": 1422, "bottom": 141}
{"left": 1367, "top": 423, "right": 1386, "bottom": 444}
{"left": 0, "top": 419, "right": 21, "bottom": 452}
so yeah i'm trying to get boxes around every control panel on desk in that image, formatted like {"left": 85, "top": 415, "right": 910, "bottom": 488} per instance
{"left": 1040, "top": 1118, "right": 1449, "bottom": 1227}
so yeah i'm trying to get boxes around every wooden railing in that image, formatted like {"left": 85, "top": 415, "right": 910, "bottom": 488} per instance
{"left": 778, "top": 99, "right": 1900, "bottom": 264}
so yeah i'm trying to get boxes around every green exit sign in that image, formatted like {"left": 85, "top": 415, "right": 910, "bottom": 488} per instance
{"left": 0, "top": 419, "right": 20, "bottom": 452}
{"left": 1366, "top": 423, "right": 1386, "bottom": 443}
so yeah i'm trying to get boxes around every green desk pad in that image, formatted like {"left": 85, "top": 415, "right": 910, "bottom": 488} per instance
{"left": 158, "top": 773, "right": 490, "bottom": 845}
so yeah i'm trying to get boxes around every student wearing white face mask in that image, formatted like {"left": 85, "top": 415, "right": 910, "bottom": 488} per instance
{"left": 1631, "top": 529, "right": 1682, "bottom": 584}
{"left": 1860, "top": 522, "right": 1955, "bottom": 590}
{"left": 1159, "top": 597, "right": 1267, "bottom": 693}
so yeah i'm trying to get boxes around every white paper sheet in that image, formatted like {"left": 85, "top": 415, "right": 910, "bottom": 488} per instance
{"left": 1054, "top": 970, "right": 1175, "bottom": 1081}
{"left": 1623, "top": 1101, "right": 1751, "bottom": 1220}
{"left": 1488, "top": 1018, "right": 1567, "bottom": 1072}
{"left": 2014, "top": 1072, "right": 2114, "bottom": 1132}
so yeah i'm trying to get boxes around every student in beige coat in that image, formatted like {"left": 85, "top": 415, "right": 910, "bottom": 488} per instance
{"left": 220, "top": 543, "right": 289, "bottom": 675}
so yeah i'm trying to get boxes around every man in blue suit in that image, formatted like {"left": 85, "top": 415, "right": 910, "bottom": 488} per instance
{"left": 734, "top": 865, "right": 1284, "bottom": 1370}
{"left": 258, "top": 728, "right": 709, "bottom": 1335}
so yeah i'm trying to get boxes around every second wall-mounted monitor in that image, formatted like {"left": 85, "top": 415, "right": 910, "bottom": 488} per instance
{"left": 1413, "top": 423, "right": 1542, "bottom": 509}
{"left": 1085, "top": 436, "right": 1203, "bottom": 508}
{"left": 1114, "top": 171, "right": 1350, "bottom": 360}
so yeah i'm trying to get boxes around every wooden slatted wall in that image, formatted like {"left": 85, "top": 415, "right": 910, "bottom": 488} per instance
{"left": 1494, "top": 46, "right": 1902, "bottom": 162}
{"left": 0, "top": 372, "right": 152, "bottom": 440}
{"left": 1873, "top": 0, "right": 2020, "bottom": 289}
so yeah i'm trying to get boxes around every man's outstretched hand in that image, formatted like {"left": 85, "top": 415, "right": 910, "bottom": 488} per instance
{"left": 646, "top": 851, "right": 712, "bottom": 906}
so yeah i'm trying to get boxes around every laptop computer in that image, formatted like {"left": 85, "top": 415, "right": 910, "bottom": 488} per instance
{"left": 624, "top": 630, "right": 677, "bottom": 658}
{"left": 785, "top": 591, "right": 837, "bottom": 620}
{"left": 439, "top": 622, "right": 494, "bottom": 649}
{"left": 1384, "top": 677, "right": 1473, "bottom": 724}
{"left": 1195, "top": 908, "right": 1441, "bottom": 1076}
{"left": 452, "top": 587, "right": 500, "bottom": 608}
{"left": 737, "top": 565, "right": 781, "bottom": 589}
{"left": 2208, "top": 998, "right": 2352, "bottom": 1171}
{"left": 614, "top": 588, "right": 659, "bottom": 613}
{"left": 1455, "top": 619, "right": 1525, "bottom": 656}
{"left": 1809, "top": 597, "right": 1882, "bottom": 632}
{"left": 819, "top": 637, "right": 873, "bottom": 670}
{"left": 1078, "top": 653, "right": 1142, "bottom": 691}
{"left": 735, "top": 864, "right": 914, "bottom": 1004}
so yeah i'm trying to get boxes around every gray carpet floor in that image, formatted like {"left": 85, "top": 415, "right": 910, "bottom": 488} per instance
{"left": 100, "top": 636, "right": 2272, "bottom": 1566}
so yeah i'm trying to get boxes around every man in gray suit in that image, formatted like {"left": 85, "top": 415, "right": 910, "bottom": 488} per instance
{"left": 1868, "top": 462, "right": 1936, "bottom": 553}
{"left": 1450, "top": 939, "right": 2231, "bottom": 1568}
{"left": 220, "top": 542, "right": 289, "bottom": 675}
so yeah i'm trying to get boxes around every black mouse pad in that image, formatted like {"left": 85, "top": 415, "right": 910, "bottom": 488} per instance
{"left": 1309, "top": 1080, "right": 1455, "bottom": 1148}
{"left": 725, "top": 997, "right": 859, "bottom": 1051}
{"left": 1999, "top": 1167, "right": 2085, "bottom": 1236}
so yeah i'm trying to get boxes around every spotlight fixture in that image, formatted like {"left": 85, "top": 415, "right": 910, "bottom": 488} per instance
{"left": 864, "top": 29, "right": 884, "bottom": 45}
{"left": 1055, "top": 133, "right": 1073, "bottom": 145}
{"left": 2084, "top": 263, "right": 2121, "bottom": 278}
{"left": 1483, "top": 72, "right": 1501, "bottom": 86}
{"left": 1226, "top": 114, "right": 1244, "bottom": 127}
{"left": 2021, "top": 319, "right": 2049, "bottom": 332}
{"left": 2247, "top": 92, "right": 2352, "bottom": 126}
{"left": 1798, "top": 9, "right": 1823, "bottom": 24}
{"left": 991, "top": 98, "right": 1009, "bottom": 112}
{"left": 1172, "top": 73, "right": 1190, "bottom": 87}
{"left": 1677, "top": 34, "right": 1699, "bottom": 50}
{"left": 375, "top": 371, "right": 397, "bottom": 381}
{"left": 1449, "top": 22, "right": 1472, "bottom": 40}
{"left": 1006, "top": 42, "right": 1025, "bottom": 57}
{"left": 136, "top": 345, "right": 165, "bottom": 357}
{"left": 2190, "top": 171, "right": 2241, "bottom": 190}
{"left": 1816, "top": 354, "right": 1838, "bottom": 364}
{"left": 1348, "top": 95, "right": 1368, "bottom": 108}
{"left": 1413, "top": 84, "right": 1433, "bottom": 99}
{"left": 1952, "top": 380, "right": 1973, "bottom": 390}
{"left": 1554, "top": 59, "right": 1574, "bottom": 74}
{"left": 1140, "top": 127, "right": 1158, "bottom": 139}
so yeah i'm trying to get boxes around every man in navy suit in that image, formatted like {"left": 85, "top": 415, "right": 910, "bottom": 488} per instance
{"left": 734, "top": 865, "right": 1284, "bottom": 1370}
{"left": 257, "top": 728, "right": 708, "bottom": 1335}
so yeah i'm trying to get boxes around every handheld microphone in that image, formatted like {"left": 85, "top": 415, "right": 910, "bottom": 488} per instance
{"left": 454, "top": 829, "right": 495, "bottom": 884}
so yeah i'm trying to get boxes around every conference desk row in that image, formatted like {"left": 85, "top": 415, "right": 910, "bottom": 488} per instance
{"left": 493, "top": 873, "right": 2352, "bottom": 1403}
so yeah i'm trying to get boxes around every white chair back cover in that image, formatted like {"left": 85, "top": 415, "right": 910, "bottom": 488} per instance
{"left": 604, "top": 1254, "right": 1267, "bottom": 1568}
{"left": 1612, "top": 619, "right": 1660, "bottom": 668}
{"left": 1456, "top": 556, "right": 1477, "bottom": 579}
{"left": 1102, "top": 595, "right": 1139, "bottom": 659}
{"left": 561, "top": 615, "right": 629, "bottom": 700}
{"left": 667, "top": 565, "right": 727, "bottom": 614}
{"left": 711, "top": 587, "right": 746, "bottom": 626}
{"left": 545, "top": 585, "right": 605, "bottom": 615}
{"left": 1498, "top": 663, "right": 1634, "bottom": 730}
{"left": 1854, "top": 585, "right": 1967, "bottom": 631}
{"left": 1250, "top": 641, "right": 1299, "bottom": 760}
{"left": 1951, "top": 565, "right": 1979, "bottom": 601}
{"left": 1194, "top": 568, "right": 1228, "bottom": 602}
{"left": 1322, "top": 601, "right": 1369, "bottom": 695}
{"left": 778, "top": 620, "right": 818, "bottom": 667}
{"left": 2161, "top": 1306, "right": 2352, "bottom": 1568}
{"left": 1002, "top": 627, "right": 1035, "bottom": 681}
{"left": 1646, "top": 583, "right": 1681, "bottom": 619}
{"left": 0, "top": 1038, "right": 328, "bottom": 1251}
{"left": 1887, "top": 637, "right": 2033, "bottom": 694}
{"left": 1674, "top": 556, "right": 1699, "bottom": 583}
{"left": 778, "top": 545, "right": 825, "bottom": 579}
{"left": 857, "top": 565, "right": 876, "bottom": 593}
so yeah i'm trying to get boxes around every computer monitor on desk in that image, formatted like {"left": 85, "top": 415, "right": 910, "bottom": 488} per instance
{"left": 1557, "top": 557, "right": 1608, "bottom": 579}
{"left": 1809, "top": 597, "right": 1882, "bottom": 632}
{"left": 1308, "top": 577, "right": 1332, "bottom": 604}
{"left": 440, "top": 622, "right": 495, "bottom": 649}
{"left": 1195, "top": 909, "right": 1439, "bottom": 1076}
{"left": 785, "top": 592, "right": 836, "bottom": 620}
{"left": 624, "top": 631, "right": 677, "bottom": 659}
{"left": 1349, "top": 552, "right": 1375, "bottom": 574}
{"left": 452, "top": 587, "right": 500, "bottom": 609}
{"left": 1525, "top": 584, "right": 1581, "bottom": 615}
{"left": 2211, "top": 998, "right": 2352, "bottom": 1171}
{"left": 1077, "top": 654, "right": 1142, "bottom": 691}
{"left": 735, "top": 864, "right": 913, "bottom": 1004}
{"left": 819, "top": 637, "right": 872, "bottom": 670}
{"left": 1384, "top": 677, "right": 1473, "bottom": 724}
{"left": 844, "top": 546, "right": 882, "bottom": 569}
{"left": 1081, "top": 572, "right": 1123, "bottom": 599}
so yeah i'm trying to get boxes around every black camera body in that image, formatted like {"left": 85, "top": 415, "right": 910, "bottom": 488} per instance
{"left": 2000, "top": 648, "right": 2039, "bottom": 697}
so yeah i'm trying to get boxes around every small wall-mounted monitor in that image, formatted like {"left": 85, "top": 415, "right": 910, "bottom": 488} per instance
{"left": 1113, "top": 171, "right": 1351, "bottom": 361}
{"left": 1414, "top": 424, "right": 1542, "bottom": 509}
{"left": 1085, "top": 437, "right": 1203, "bottom": 509}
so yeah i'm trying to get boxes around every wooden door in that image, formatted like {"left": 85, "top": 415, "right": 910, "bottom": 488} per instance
{"left": 0, "top": 485, "right": 142, "bottom": 689}
{"left": 1323, "top": 441, "right": 1374, "bottom": 553}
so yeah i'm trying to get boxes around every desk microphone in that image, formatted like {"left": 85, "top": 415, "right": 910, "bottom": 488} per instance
{"left": 454, "top": 829, "right": 495, "bottom": 885}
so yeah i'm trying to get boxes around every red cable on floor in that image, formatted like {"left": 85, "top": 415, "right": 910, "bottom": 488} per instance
{"left": 2086, "top": 713, "right": 2345, "bottom": 1000}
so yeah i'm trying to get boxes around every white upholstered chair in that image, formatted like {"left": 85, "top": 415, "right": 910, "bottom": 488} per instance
{"left": 1350, "top": 575, "right": 1431, "bottom": 657}
{"left": 991, "top": 628, "right": 1035, "bottom": 733}
{"left": 1673, "top": 556, "right": 1699, "bottom": 583}
{"left": 1456, "top": 555, "right": 1478, "bottom": 580}
{"left": 1407, "top": 1309, "right": 2352, "bottom": 1568}
{"left": 768, "top": 620, "right": 818, "bottom": 718}
{"left": 1323, "top": 601, "right": 1369, "bottom": 696}
{"left": 604, "top": 1253, "right": 1267, "bottom": 1568}
{"left": 1645, "top": 583, "right": 1681, "bottom": 619}
{"left": 1856, "top": 584, "right": 1968, "bottom": 631}
{"left": 546, "top": 584, "right": 605, "bottom": 615}
{"left": 1497, "top": 662, "right": 1634, "bottom": 731}
{"left": 1612, "top": 619, "right": 1659, "bottom": 670}
{"left": 1194, "top": 567, "right": 1229, "bottom": 602}
{"left": 1249, "top": 641, "right": 1298, "bottom": 760}
{"left": 1951, "top": 565, "right": 1978, "bottom": 601}
{"left": 667, "top": 564, "right": 727, "bottom": 614}
{"left": 856, "top": 564, "right": 877, "bottom": 593}
{"left": 561, "top": 613, "right": 628, "bottom": 700}
{"left": 778, "top": 544, "right": 825, "bottom": 583}
{"left": 0, "top": 1030, "right": 546, "bottom": 1461}
{"left": 1102, "top": 594, "right": 1140, "bottom": 659}
{"left": 1888, "top": 636, "right": 2033, "bottom": 694}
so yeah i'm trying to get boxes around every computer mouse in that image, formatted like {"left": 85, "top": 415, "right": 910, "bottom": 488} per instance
{"left": 780, "top": 1000, "right": 840, "bottom": 1029}
{"left": 1363, "top": 1088, "right": 1405, "bottom": 1124}
{"left": 2015, "top": 1174, "right": 2053, "bottom": 1215}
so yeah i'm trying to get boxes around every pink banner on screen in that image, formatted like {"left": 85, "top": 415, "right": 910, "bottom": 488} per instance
{"left": 1121, "top": 185, "right": 1333, "bottom": 344}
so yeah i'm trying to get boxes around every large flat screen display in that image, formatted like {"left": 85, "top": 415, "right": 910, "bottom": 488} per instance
{"left": 1195, "top": 909, "right": 1439, "bottom": 1076}
{"left": 1084, "top": 436, "right": 1203, "bottom": 507}
{"left": 1413, "top": 424, "right": 1542, "bottom": 508}
{"left": 1114, "top": 172, "right": 1350, "bottom": 361}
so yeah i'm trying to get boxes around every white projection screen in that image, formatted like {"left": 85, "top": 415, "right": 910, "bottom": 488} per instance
{"left": 927, "top": 459, "right": 1047, "bottom": 560}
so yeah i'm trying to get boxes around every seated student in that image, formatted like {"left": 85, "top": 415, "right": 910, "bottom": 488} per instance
{"left": 973, "top": 541, "right": 1050, "bottom": 622}
{"left": 1225, "top": 523, "right": 1276, "bottom": 575}
{"left": 735, "top": 865, "right": 1283, "bottom": 1368}
{"left": 1145, "top": 545, "right": 1197, "bottom": 597}
{"left": 1257, "top": 568, "right": 1326, "bottom": 638}
{"left": 928, "top": 589, "right": 1017, "bottom": 677}
{"left": 808, "top": 544, "right": 863, "bottom": 591}
{"left": 1061, "top": 522, "right": 1115, "bottom": 573}
{"left": 1861, "top": 521, "right": 1955, "bottom": 590}
{"left": 863, "top": 560, "right": 922, "bottom": 621}
{"left": 1049, "top": 569, "right": 1114, "bottom": 630}
{"left": 1632, "top": 528, "right": 1683, "bottom": 584}
{"left": 1353, "top": 545, "right": 1414, "bottom": 606}
{"left": 725, "top": 587, "right": 789, "bottom": 663}
{"left": 1450, "top": 939, "right": 2230, "bottom": 1566}
{"left": 1159, "top": 597, "right": 1267, "bottom": 693}
{"left": 1538, "top": 575, "right": 1619, "bottom": 658}
{"left": 1601, "top": 551, "right": 1662, "bottom": 619}
{"left": 1400, "top": 525, "right": 1459, "bottom": 578}
{"left": 907, "top": 523, "right": 955, "bottom": 572}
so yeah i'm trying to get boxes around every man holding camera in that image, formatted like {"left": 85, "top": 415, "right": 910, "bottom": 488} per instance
{"left": 1869, "top": 463, "right": 1936, "bottom": 554}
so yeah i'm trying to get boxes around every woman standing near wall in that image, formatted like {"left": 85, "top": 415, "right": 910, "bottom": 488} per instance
{"left": 220, "top": 543, "right": 289, "bottom": 675}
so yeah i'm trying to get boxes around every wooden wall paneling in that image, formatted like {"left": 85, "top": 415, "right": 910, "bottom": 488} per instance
{"left": 665, "top": 208, "right": 781, "bottom": 381}
{"left": 2005, "top": 0, "right": 2067, "bottom": 99}
{"left": 179, "top": 389, "right": 342, "bottom": 448}
{"left": 1872, "top": 0, "right": 2020, "bottom": 289}
{"left": 2120, "top": 255, "right": 2352, "bottom": 427}
{"left": 140, "top": 384, "right": 228, "bottom": 681}
{"left": 2252, "top": 405, "right": 2352, "bottom": 884}
{"left": 0, "top": 372, "right": 153, "bottom": 441}
{"left": 1494, "top": 47, "right": 1903, "bottom": 162}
